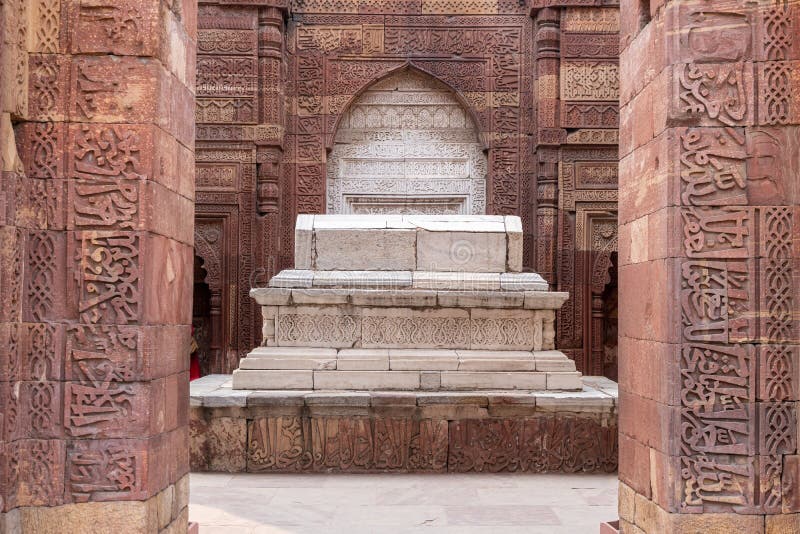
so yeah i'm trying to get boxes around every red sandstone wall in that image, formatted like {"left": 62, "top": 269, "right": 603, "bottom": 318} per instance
{"left": 195, "top": 0, "right": 622, "bottom": 378}
{"left": 618, "top": 0, "right": 800, "bottom": 530}
{"left": 1, "top": 0, "right": 196, "bottom": 529}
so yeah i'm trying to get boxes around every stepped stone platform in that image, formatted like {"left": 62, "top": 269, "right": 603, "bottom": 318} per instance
{"left": 233, "top": 214, "right": 580, "bottom": 392}
{"left": 197, "top": 215, "right": 620, "bottom": 474}
{"left": 190, "top": 375, "right": 618, "bottom": 474}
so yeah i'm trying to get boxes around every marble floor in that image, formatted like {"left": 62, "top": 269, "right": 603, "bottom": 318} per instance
{"left": 189, "top": 472, "right": 618, "bottom": 533}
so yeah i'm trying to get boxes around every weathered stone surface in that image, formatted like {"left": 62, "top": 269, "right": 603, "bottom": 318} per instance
{"left": 416, "top": 230, "right": 506, "bottom": 272}
{"left": 315, "top": 228, "right": 417, "bottom": 271}
{"left": 233, "top": 370, "right": 314, "bottom": 390}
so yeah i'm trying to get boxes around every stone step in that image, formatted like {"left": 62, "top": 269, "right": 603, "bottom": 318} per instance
{"left": 238, "top": 347, "right": 576, "bottom": 373}
{"left": 232, "top": 368, "right": 582, "bottom": 392}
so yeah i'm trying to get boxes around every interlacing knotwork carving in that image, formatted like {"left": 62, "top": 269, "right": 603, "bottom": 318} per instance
{"left": 362, "top": 315, "right": 470, "bottom": 347}
{"left": 30, "top": 122, "right": 59, "bottom": 178}
{"left": 763, "top": 346, "right": 794, "bottom": 401}
{"left": 470, "top": 318, "right": 536, "bottom": 347}
{"left": 761, "top": 62, "right": 792, "bottom": 125}
{"left": 30, "top": 55, "right": 59, "bottom": 119}
{"left": 33, "top": 0, "right": 60, "bottom": 53}
{"left": 27, "top": 232, "right": 56, "bottom": 321}
{"left": 30, "top": 381, "right": 56, "bottom": 433}
{"left": 764, "top": 1, "right": 793, "bottom": 61}
{"left": 277, "top": 313, "right": 359, "bottom": 345}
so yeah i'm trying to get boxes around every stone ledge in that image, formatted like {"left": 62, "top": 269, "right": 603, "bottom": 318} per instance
{"left": 191, "top": 374, "right": 617, "bottom": 413}
{"left": 259, "top": 273, "right": 554, "bottom": 295}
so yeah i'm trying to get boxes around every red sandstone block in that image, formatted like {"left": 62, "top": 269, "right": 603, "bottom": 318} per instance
{"left": 648, "top": 448, "right": 683, "bottom": 513}
{"left": 68, "top": 55, "right": 171, "bottom": 124}
{"left": 746, "top": 127, "right": 800, "bottom": 207}
{"left": 27, "top": 54, "right": 70, "bottom": 122}
{"left": 170, "top": 76, "right": 196, "bottom": 150}
{"left": 159, "top": 7, "right": 194, "bottom": 86}
{"left": 64, "top": 324, "right": 190, "bottom": 385}
{"left": 65, "top": 438, "right": 150, "bottom": 502}
{"left": 619, "top": 391, "right": 677, "bottom": 454}
{"left": 141, "top": 234, "right": 193, "bottom": 326}
{"left": 22, "top": 231, "right": 71, "bottom": 322}
{"left": 618, "top": 100, "right": 634, "bottom": 158}
{"left": 618, "top": 130, "right": 679, "bottom": 225}
{"left": 67, "top": 231, "right": 191, "bottom": 326}
{"left": 64, "top": 379, "right": 156, "bottom": 439}
{"left": 67, "top": 123, "right": 192, "bottom": 201}
{"left": 620, "top": 15, "right": 666, "bottom": 106}
{"left": 784, "top": 455, "right": 800, "bottom": 513}
{"left": 4, "top": 439, "right": 66, "bottom": 509}
{"left": 141, "top": 180, "right": 194, "bottom": 245}
{"left": 68, "top": 0, "right": 161, "bottom": 57}
{"left": 630, "top": 82, "right": 655, "bottom": 151}
{"left": 14, "top": 121, "right": 68, "bottom": 180}
{"left": 668, "top": 62, "right": 756, "bottom": 128}
{"left": 618, "top": 337, "right": 681, "bottom": 405}
{"left": 64, "top": 427, "right": 189, "bottom": 504}
{"left": 68, "top": 177, "right": 193, "bottom": 243}
{"left": 618, "top": 433, "right": 651, "bottom": 499}
{"left": 672, "top": 127, "right": 748, "bottom": 208}
{"left": 664, "top": 0, "right": 758, "bottom": 66}
{"left": 618, "top": 258, "right": 681, "bottom": 344}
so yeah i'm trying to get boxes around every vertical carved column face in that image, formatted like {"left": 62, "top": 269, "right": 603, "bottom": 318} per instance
{"left": 327, "top": 69, "right": 488, "bottom": 215}
{"left": 617, "top": 0, "right": 800, "bottom": 527}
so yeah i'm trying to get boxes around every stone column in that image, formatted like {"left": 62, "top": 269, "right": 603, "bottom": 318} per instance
{"left": 532, "top": 7, "right": 561, "bottom": 284}
{"left": 1, "top": 0, "right": 196, "bottom": 530}
{"left": 619, "top": 0, "right": 800, "bottom": 531}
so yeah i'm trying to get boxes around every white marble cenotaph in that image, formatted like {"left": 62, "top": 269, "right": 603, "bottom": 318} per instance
{"left": 233, "top": 214, "right": 581, "bottom": 391}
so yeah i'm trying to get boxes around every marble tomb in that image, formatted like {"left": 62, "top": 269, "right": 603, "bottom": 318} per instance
{"left": 233, "top": 215, "right": 581, "bottom": 391}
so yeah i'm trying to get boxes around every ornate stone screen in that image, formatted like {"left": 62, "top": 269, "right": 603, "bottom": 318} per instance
{"left": 327, "top": 69, "right": 488, "bottom": 215}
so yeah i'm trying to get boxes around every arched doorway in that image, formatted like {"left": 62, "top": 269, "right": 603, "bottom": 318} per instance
{"left": 327, "top": 68, "right": 488, "bottom": 215}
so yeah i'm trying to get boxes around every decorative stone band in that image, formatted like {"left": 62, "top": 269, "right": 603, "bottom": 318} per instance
{"left": 190, "top": 375, "right": 618, "bottom": 474}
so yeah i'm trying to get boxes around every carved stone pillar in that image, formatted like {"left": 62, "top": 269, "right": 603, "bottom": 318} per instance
{"left": 256, "top": 5, "right": 285, "bottom": 216}
{"left": 532, "top": 8, "right": 562, "bottom": 284}
{"left": 619, "top": 0, "right": 800, "bottom": 531}
{"left": 1, "top": 0, "right": 195, "bottom": 530}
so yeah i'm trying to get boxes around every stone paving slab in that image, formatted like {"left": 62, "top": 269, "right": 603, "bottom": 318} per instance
{"left": 189, "top": 472, "right": 618, "bottom": 533}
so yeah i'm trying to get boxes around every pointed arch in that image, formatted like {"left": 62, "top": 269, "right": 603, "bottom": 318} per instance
{"left": 327, "top": 63, "right": 489, "bottom": 151}
{"left": 326, "top": 66, "right": 489, "bottom": 215}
